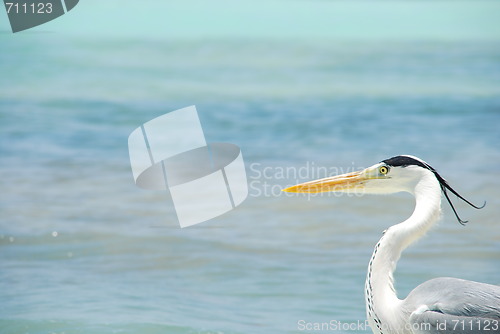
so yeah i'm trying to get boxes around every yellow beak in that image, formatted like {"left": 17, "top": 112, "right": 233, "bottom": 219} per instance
{"left": 282, "top": 170, "right": 367, "bottom": 193}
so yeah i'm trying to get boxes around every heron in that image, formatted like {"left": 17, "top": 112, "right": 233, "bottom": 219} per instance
{"left": 283, "top": 155, "right": 500, "bottom": 334}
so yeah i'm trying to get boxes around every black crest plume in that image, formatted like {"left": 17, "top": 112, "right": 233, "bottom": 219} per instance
{"left": 382, "top": 156, "right": 486, "bottom": 225}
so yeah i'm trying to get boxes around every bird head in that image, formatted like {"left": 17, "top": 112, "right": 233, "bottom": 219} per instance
{"left": 282, "top": 155, "right": 485, "bottom": 224}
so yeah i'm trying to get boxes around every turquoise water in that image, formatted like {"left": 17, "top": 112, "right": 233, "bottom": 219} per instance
{"left": 2, "top": 12, "right": 500, "bottom": 334}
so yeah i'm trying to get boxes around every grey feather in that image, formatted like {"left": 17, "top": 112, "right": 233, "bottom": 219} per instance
{"left": 410, "top": 311, "right": 500, "bottom": 334}
{"left": 403, "top": 278, "right": 500, "bottom": 333}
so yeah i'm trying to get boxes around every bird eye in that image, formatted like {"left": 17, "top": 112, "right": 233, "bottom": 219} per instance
{"left": 379, "top": 166, "right": 389, "bottom": 175}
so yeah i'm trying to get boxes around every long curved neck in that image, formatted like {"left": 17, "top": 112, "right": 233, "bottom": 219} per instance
{"left": 365, "top": 173, "right": 442, "bottom": 334}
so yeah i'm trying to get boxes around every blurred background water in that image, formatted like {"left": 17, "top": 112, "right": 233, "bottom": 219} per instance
{"left": 1, "top": 1, "right": 500, "bottom": 333}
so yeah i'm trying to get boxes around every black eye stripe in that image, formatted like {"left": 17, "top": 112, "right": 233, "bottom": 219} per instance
{"left": 381, "top": 155, "right": 485, "bottom": 225}
{"left": 382, "top": 156, "right": 430, "bottom": 170}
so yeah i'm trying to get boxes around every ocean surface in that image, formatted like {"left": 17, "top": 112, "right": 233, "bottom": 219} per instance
{"left": 1, "top": 20, "right": 500, "bottom": 334}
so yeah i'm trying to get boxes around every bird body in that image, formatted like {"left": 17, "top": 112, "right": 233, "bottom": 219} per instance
{"left": 283, "top": 155, "right": 500, "bottom": 334}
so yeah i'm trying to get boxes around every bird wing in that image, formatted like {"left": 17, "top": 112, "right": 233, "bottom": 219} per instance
{"left": 403, "top": 277, "right": 500, "bottom": 334}
{"left": 409, "top": 311, "right": 500, "bottom": 334}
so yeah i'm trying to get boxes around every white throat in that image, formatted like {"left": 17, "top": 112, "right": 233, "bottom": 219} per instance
{"left": 365, "top": 171, "right": 442, "bottom": 334}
